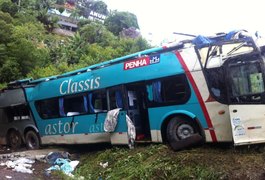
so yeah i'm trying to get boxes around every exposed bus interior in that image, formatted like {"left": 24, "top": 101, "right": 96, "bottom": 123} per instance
{"left": 0, "top": 88, "right": 35, "bottom": 148}
{"left": 191, "top": 30, "right": 265, "bottom": 104}
{"left": 126, "top": 83, "right": 151, "bottom": 141}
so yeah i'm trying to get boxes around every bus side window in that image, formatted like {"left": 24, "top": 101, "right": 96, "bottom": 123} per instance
{"left": 89, "top": 91, "right": 107, "bottom": 113}
{"left": 62, "top": 94, "right": 88, "bottom": 116}
{"left": 2, "top": 104, "right": 30, "bottom": 122}
{"left": 109, "top": 90, "right": 123, "bottom": 110}
{"left": 0, "top": 108, "right": 10, "bottom": 123}
{"left": 228, "top": 62, "right": 264, "bottom": 103}
{"left": 35, "top": 99, "right": 59, "bottom": 119}
{"left": 146, "top": 75, "right": 190, "bottom": 106}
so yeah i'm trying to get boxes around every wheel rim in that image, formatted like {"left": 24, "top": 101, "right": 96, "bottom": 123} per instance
{"left": 28, "top": 135, "right": 36, "bottom": 148}
{"left": 177, "top": 124, "right": 194, "bottom": 139}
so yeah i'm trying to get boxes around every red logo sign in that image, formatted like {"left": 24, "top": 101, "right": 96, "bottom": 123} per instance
{"left": 124, "top": 57, "right": 150, "bottom": 70}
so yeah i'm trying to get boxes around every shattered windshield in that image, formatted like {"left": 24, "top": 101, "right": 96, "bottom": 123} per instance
{"left": 198, "top": 41, "right": 255, "bottom": 68}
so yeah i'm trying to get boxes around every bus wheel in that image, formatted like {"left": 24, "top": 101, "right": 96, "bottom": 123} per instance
{"left": 166, "top": 117, "right": 202, "bottom": 151}
{"left": 25, "top": 130, "right": 40, "bottom": 150}
{"left": 7, "top": 130, "right": 22, "bottom": 149}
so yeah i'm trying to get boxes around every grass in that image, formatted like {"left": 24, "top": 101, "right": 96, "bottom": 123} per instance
{"left": 72, "top": 144, "right": 220, "bottom": 180}
{"left": 57, "top": 143, "right": 265, "bottom": 180}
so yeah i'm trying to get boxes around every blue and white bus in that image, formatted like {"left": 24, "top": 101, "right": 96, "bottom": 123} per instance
{"left": 4, "top": 30, "right": 265, "bottom": 150}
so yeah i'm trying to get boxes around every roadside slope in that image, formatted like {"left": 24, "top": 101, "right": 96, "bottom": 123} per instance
{"left": 73, "top": 144, "right": 265, "bottom": 179}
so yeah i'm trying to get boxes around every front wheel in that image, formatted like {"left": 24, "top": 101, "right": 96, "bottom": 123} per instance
{"left": 25, "top": 130, "right": 40, "bottom": 150}
{"left": 166, "top": 117, "right": 201, "bottom": 151}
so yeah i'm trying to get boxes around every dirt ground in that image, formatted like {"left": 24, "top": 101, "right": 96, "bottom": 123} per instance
{"left": 1, "top": 143, "right": 265, "bottom": 180}
{"left": 0, "top": 145, "right": 70, "bottom": 180}
{"left": 0, "top": 144, "right": 108, "bottom": 180}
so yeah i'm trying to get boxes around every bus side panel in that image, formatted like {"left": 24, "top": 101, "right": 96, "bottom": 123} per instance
{"left": 28, "top": 101, "right": 110, "bottom": 144}
{"left": 109, "top": 110, "right": 129, "bottom": 145}
{"left": 190, "top": 70, "right": 232, "bottom": 142}
{"left": 148, "top": 102, "right": 208, "bottom": 143}
{"left": 25, "top": 53, "right": 184, "bottom": 101}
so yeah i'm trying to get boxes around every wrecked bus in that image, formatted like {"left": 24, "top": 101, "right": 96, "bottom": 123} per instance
{"left": 0, "top": 85, "right": 38, "bottom": 149}
{"left": 3, "top": 30, "right": 265, "bottom": 150}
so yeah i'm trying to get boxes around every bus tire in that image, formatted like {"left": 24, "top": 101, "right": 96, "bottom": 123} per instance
{"left": 25, "top": 130, "right": 40, "bottom": 150}
{"left": 166, "top": 117, "right": 201, "bottom": 151}
{"left": 7, "top": 130, "right": 22, "bottom": 149}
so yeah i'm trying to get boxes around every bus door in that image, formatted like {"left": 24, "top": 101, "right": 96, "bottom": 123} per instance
{"left": 227, "top": 58, "right": 265, "bottom": 145}
{"left": 126, "top": 83, "right": 151, "bottom": 141}
{"left": 107, "top": 87, "right": 128, "bottom": 145}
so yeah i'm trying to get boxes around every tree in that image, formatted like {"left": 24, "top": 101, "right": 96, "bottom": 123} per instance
{"left": 61, "top": 32, "right": 88, "bottom": 64}
{"left": 0, "top": 0, "right": 19, "bottom": 17}
{"left": 120, "top": 27, "right": 140, "bottom": 39}
{"left": 0, "top": 11, "right": 14, "bottom": 45}
{"left": 0, "top": 59, "right": 22, "bottom": 83}
{"left": 104, "top": 10, "right": 139, "bottom": 36}
{"left": 77, "top": 0, "right": 108, "bottom": 18}
{"left": 80, "top": 21, "right": 116, "bottom": 46}
{"left": 6, "top": 22, "right": 50, "bottom": 76}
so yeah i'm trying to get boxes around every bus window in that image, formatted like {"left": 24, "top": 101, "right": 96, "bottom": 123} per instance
{"left": 35, "top": 98, "right": 60, "bottom": 119}
{"left": 3, "top": 104, "right": 30, "bottom": 122}
{"left": 0, "top": 108, "right": 8, "bottom": 123}
{"left": 62, "top": 94, "right": 88, "bottom": 116}
{"left": 108, "top": 89, "right": 124, "bottom": 110}
{"left": 228, "top": 62, "right": 265, "bottom": 103}
{"left": 147, "top": 75, "right": 191, "bottom": 106}
{"left": 204, "top": 67, "right": 228, "bottom": 104}
{"left": 89, "top": 91, "right": 107, "bottom": 113}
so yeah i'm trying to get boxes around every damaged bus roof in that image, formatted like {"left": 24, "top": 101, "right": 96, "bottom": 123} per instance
{"left": 6, "top": 30, "right": 265, "bottom": 89}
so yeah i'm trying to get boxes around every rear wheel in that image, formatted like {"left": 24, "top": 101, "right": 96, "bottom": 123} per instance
{"left": 7, "top": 130, "right": 22, "bottom": 149}
{"left": 166, "top": 117, "right": 199, "bottom": 151}
{"left": 25, "top": 130, "right": 40, "bottom": 150}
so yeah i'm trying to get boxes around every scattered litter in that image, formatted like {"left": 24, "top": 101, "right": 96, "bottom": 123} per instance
{"left": 5, "top": 176, "right": 12, "bottom": 179}
{"left": 35, "top": 155, "right": 46, "bottom": 162}
{"left": 99, "top": 162, "right": 108, "bottom": 168}
{"left": 12, "top": 164, "right": 33, "bottom": 174}
{"left": 46, "top": 158, "right": 79, "bottom": 176}
{"left": 4, "top": 157, "right": 35, "bottom": 174}
{"left": 46, "top": 152, "right": 70, "bottom": 164}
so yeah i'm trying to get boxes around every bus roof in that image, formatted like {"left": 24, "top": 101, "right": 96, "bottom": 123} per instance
{"left": 7, "top": 43, "right": 185, "bottom": 88}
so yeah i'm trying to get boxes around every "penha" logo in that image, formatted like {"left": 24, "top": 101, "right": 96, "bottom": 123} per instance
{"left": 123, "top": 55, "right": 160, "bottom": 70}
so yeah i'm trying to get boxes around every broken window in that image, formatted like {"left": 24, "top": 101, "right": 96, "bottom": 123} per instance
{"left": 147, "top": 74, "right": 191, "bottom": 106}
{"left": 228, "top": 61, "right": 265, "bottom": 103}
{"left": 89, "top": 91, "right": 107, "bottom": 113}
{"left": 2, "top": 104, "right": 30, "bottom": 122}
{"left": 35, "top": 98, "right": 59, "bottom": 119}
{"left": 60, "top": 94, "right": 88, "bottom": 116}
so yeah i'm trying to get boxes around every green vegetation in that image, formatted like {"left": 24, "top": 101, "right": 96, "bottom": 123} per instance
{"left": 0, "top": 0, "right": 151, "bottom": 88}
{"left": 53, "top": 144, "right": 265, "bottom": 180}
{"left": 73, "top": 145, "right": 221, "bottom": 180}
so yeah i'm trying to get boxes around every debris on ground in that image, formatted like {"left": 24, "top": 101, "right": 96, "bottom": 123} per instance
{"left": 0, "top": 152, "right": 43, "bottom": 174}
{"left": 0, "top": 149, "right": 79, "bottom": 177}
{"left": 99, "top": 161, "right": 108, "bottom": 168}
{"left": 45, "top": 152, "right": 79, "bottom": 177}
{"left": 3, "top": 157, "right": 35, "bottom": 174}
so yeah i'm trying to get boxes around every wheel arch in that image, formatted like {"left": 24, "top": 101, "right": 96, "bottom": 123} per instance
{"left": 6, "top": 128, "right": 23, "bottom": 148}
{"left": 24, "top": 126, "right": 41, "bottom": 144}
{"left": 6, "top": 127, "right": 21, "bottom": 142}
{"left": 160, "top": 110, "right": 205, "bottom": 143}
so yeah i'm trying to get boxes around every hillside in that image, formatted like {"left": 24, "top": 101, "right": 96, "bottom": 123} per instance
{"left": 66, "top": 143, "right": 265, "bottom": 180}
